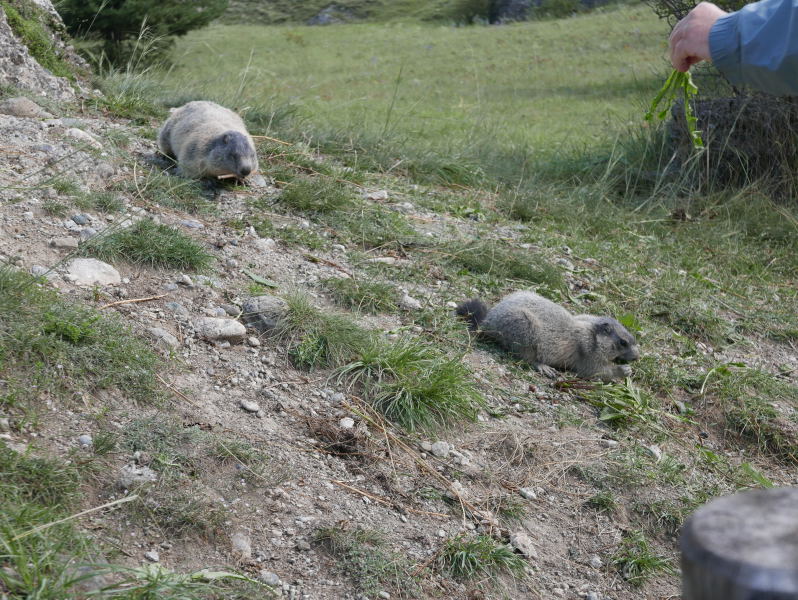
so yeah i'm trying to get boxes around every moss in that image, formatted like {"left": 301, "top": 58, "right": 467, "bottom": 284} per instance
{"left": 1, "top": 1, "right": 75, "bottom": 80}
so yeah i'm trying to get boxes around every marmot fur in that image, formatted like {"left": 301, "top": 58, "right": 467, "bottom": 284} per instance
{"left": 457, "top": 291, "right": 640, "bottom": 381}
{"left": 157, "top": 101, "right": 258, "bottom": 180}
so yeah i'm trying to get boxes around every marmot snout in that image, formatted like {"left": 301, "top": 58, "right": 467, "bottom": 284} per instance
{"left": 157, "top": 101, "right": 258, "bottom": 181}
{"left": 456, "top": 291, "right": 640, "bottom": 382}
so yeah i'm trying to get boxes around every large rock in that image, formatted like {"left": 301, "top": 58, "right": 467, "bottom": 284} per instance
{"left": 0, "top": 96, "right": 52, "bottom": 118}
{"left": 241, "top": 295, "right": 288, "bottom": 334}
{"left": 66, "top": 258, "right": 121, "bottom": 286}
{"left": 0, "top": 3, "right": 76, "bottom": 100}
{"left": 194, "top": 317, "right": 247, "bottom": 344}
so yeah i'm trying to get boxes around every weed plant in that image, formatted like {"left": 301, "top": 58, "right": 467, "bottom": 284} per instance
{"left": 322, "top": 277, "right": 398, "bottom": 313}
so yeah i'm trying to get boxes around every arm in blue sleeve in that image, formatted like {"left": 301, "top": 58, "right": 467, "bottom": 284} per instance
{"left": 709, "top": 0, "right": 798, "bottom": 95}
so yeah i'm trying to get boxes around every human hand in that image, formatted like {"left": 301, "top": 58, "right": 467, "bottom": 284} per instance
{"left": 669, "top": 2, "right": 728, "bottom": 71}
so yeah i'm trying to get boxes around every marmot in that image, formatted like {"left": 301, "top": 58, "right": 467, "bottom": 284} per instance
{"left": 457, "top": 291, "right": 640, "bottom": 381}
{"left": 157, "top": 101, "right": 258, "bottom": 181}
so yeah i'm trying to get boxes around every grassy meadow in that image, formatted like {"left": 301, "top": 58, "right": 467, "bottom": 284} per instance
{"left": 157, "top": 4, "right": 669, "bottom": 184}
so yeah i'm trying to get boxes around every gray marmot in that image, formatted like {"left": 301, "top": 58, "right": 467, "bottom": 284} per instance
{"left": 457, "top": 291, "right": 640, "bottom": 381}
{"left": 157, "top": 101, "right": 258, "bottom": 180}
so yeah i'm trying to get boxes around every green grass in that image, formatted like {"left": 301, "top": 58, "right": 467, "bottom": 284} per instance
{"left": 313, "top": 526, "right": 419, "bottom": 597}
{"left": 336, "top": 336, "right": 485, "bottom": 431}
{"left": 322, "top": 277, "right": 398, "bottom": 313}
{"left": 437, "top": 534, "right": 526, "bottom": 580}
{"left": 160, "top": 5, "right": 667, "bottom": 187}
{"left": 83, "top": 219, "right": 213, "bottom": 270}
{"left": 0, "top": 267, "right": 162, "bottom": 406}
{"left": 115, "top": 169, "right": 213, "bottom": 214}
{"left": 611, "top": 530, "right": 674, "bottom": 585}
{"left": 279, "top": 176, "right": 357, "bottom": 213}
{"left": 278, "top": 292, "right": 373, "bottom": 369}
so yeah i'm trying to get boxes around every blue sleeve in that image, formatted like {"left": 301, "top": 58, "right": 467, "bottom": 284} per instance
{"left": 709, "top": 0, "right": 798, "bottom": 95}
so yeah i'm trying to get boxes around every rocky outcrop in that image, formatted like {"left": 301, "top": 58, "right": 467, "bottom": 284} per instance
{"left": 0, "top": 0, "right": 85, "bottom": 100}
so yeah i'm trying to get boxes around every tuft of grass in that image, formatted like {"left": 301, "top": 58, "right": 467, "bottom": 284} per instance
{"left": 278, "top": 292, "right": 373, "bottom": 369}
{"left": 446, "top": 239, "right": 564, "bottom": 291}
{"left": 313, "top": 525, "right": 419, "bottom": 597}
{"left": 0, "top": 443, "right": 79, "bottom": 508}
{"left": 92, "top": 71, "right": 167, "bottom": 123}
{"left": 83, "top": 219, "right": 213, "bottom": 270}
{"left": 586, "top": 491, "right": 617, "bottom": 513}
{"left": 279, "top": 177, "right": 356, "bottom": 214}
{"left": 336, "top": 336, "right": 485, "bottom": 431}
{"left": 322, "top": 277, "right": 398, "bottom": 313}
{"left": 117, "top": 170, "right": 213, "bottom": 214}
{"left": 0, "top": 267, "right": 162, "bottom": 405}
{"left": 437, "top": 534, "right": 526, "bottom": 580}
{"left": 611, "top": 530, "right": 674, "bottom": 586}
{"left": 131, "top": 484, "right": 226, "bottom": 538}
{"left": 74, "top": 191, "right": 125, "bottom": 214}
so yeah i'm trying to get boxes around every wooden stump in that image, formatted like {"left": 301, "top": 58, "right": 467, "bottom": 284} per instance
{"left": 681, "top": 487, "right": 798, "bottom": 599}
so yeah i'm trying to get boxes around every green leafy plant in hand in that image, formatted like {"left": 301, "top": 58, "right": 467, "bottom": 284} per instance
{"left": 646, "top": 69, "right": 703, "bottom": 149}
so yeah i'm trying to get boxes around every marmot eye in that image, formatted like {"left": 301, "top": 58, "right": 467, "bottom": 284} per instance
{"left": 619, "top": 339, "right": 628, "bottom": 347}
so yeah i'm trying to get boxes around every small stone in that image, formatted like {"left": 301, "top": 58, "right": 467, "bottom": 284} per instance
{"left": 556, "top": 258, "right": 575, "bottom": 271}
{"left": 165, "top": 302, "right": 189, "bottom": 317}
{"left": 645, "top": 445, "right": 662, "bottom": 461}
{"left": 399, "top": 294, "right": 422, "bottom": 311}
{"left": 519, "top": 487, "right": 537, "bottom": 501}
{"left": 258, "top": 570, "right": 281, "bottom": 587}
{"left": 585, "top": 593, "right": 600, "bottom": 600}
{"left": 0, "top": 96, "right": 52, "bottom": 118}
{"left": 71, "top": 214, "right": 90, "bottom": 225}
{"left": 50, "top": 237, "right": 78, "bottom": 250}
{"left": 339, "top": 417, "right": 355, "bottom": 429}
{"left": 221, "top": 304, "right": 240, "bottom": 317}
{"left": 231, "top": 532, "right": 252, "bottom": 560}
{"left": 79, "top": 227, "right": 98, "bottom": 241}
{"left": 553, "top": 588, "right": 565, "bottom": 597}
{"left": 445, "top": 301, "right": 457, "bottom": 309}
{"left": 367, "top": 257, "right": 398, "bottom": 265}
{"left": 163, "top": 283, "right": 179, "bottom": 292}
{"left": 22, "top": 211, "right": 34, "bottom": 221}
{"left": 225, "top": 258, "right": 239, "bottom": 269}
{"left": 77, "top": 434, "right": 92, "bottom": 448}
{"left": 248, "top": 173, "right": 268, "bottom": 188}
{"left": 599, "top": 439, "right": 619, "bottom": 448}
{"left": 589, "top": 555, "right": 603, "bottom": 569}
{"left": 0, "top": 418, "right": 9, "bottom": 433}
{"left": 117, "top": 464, "right": 158, "bottom": 489}
{"left": 65, "top": 127, "right": 102, "bottom": 150}
{"left": 180, "top": 219, "right": 204, "bottom": 229}
{"left": 66, "top": 258, "right": 121, "bottom": 286}
{"left": 295, "top": 540, "right": 311, "bottom": 551}
{"left": 194, "top": 317, "right": 247, "bottom": 344}
{"left": 436, "top": 529, "right": 446, "bottom": 538}
{"left": 367, "top": 190, "right": 389, "bottom": 201}
{"left": 147, "top": 327, "right": 179, "bottom": 349}
{"left": 378, "top": 592, "right": 391, "bottom": 599}
{"left": 430, "top": 441, "right": 450, "bottom": 459}
{"left": 241, "top": 296, "right": 288, "bottom": 334}
{"left": 509, "top": 531, "right": 538, "bottom": 559}
{"left": 178, "top": 274, "right": 194, "bottom": 287}
{"left": 254, "top": 237, "right": 277, "bottom": 252}
{"left": 144, "top": 550, "right": 160, "bottom": 563}
{"left": 30, "top": 265, "right": 49, "bottom": 277}
{"left": 240, "top": 399, "right": 260, "bottom": 413}
{"left": 247, "top": 336, "right": 261, "bottom": 347}
{"left": 420, "top": 441, "right": 433, "bottom": 452}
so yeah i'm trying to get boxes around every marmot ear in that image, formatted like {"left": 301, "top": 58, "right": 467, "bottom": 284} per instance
{"left": 223, "top": 133, "right": 231, "bottom": 144}
{"left": 597, "top": 322, "right": 613, "bottom": 335}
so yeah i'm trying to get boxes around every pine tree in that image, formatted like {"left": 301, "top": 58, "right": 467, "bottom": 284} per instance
{"left": 57, "top": 0, "right": 228, "bottom": 65}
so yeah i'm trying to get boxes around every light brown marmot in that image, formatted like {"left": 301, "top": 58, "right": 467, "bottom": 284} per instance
{"left": 157, "top": 101, "right": 258, "bottom": 180}
{"left": 457, "top": 291, "right": 640, "bottom": 381}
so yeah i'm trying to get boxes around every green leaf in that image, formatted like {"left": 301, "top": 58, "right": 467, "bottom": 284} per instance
{"left": 244, "top": 269, "right": 279, "bottom": 288}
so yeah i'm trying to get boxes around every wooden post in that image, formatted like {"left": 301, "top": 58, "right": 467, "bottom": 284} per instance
{"left": 681, "top": 487, "right": 798, "bottom": 599}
